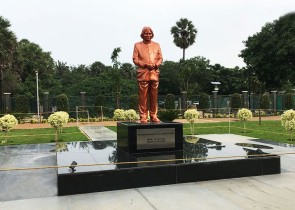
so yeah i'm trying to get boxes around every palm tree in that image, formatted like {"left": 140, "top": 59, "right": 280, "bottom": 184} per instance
{"left": 111, "top": 47, "right": 122, "bottom": 108}
{"left": 171, "top": 18, "right": 197, "bottom": 61}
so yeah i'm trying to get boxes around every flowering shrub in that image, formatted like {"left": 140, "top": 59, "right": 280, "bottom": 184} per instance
{"left": 113, "top": 109, "right": 126, "bottom": 121}
{"left": 281, "top": 109, "right": 295, "bottom": 140}
{"left": 0, "top": 114, "right": 18, "bottom": 143}
{"left": 184, "top": 109, "right": 199, "bottom": 123}
{"left": 253, "top": 110, "right": 267, "bottom": 117}
{"left": 237, "top": 108, "right": 253, "bottom": 121}
{"left": 48, "top": 111, "right": 69, "bottom": 129}
{"left": 124, "top": 109, "right": 138, "bottom": 121}
{"left": 237, "top": 108, "right": 253, "bottom": 133}
{"left": 48, "top": 111, "right": 69, "bottom": 142}
{"left": 184, "top": 109, "right": 199, "bottom": 135}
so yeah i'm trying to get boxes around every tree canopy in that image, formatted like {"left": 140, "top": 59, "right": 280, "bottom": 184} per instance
{"left": 240, "top": 12, "right": 295, "bottom": 91}
{"left": 0, "top": 16, "right": 18, "bottom": 101}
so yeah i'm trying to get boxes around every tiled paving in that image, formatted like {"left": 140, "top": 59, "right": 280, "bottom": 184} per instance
{"left": 1, "top": 127, "right": 295, "bottom": 209}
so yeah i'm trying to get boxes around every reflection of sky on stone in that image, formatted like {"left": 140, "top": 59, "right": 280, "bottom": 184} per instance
{"left": 57, "top": 139, "right": 275, "bottom": 174}
{"left": 90, "top": 146, "right": 118, "bottom": 171}
{"left": 206, "top": 144, "right": 245, "bottom": 161}
{"left": 57, "top": 141, "right": 118, "bottom": 174}
{"left": 205, "top": 143, "right": 270, "bottom": 162}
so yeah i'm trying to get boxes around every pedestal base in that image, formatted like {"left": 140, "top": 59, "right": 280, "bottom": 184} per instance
{"left": 117, "top": 121, "right": 183, "bottom": 153}
{"left": 57, "top": 139, "right": 281, "bottom": 196}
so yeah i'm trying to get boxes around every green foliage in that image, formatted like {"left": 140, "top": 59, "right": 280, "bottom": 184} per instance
{"left": 211, "top": 65, "right": 247, "bottom": 95}
{"left": 198, "top": 93, "right": 210, "bottom": 110}
{"left": 57, "top": 94, "right": 69, "bottom": 112}
{"left": 158, "top": 110, "right": 179, "bottom": 122}
{"left": 14, "top": 95, "right": 30, "bottom": 120}
{"left": 165, "top": 94, "right": 175, "bottom": 109}
{"left": 285, "top": 93, "right": 294, "bottom": 110}
{"left": 95, "top": 94, "right": 112, "bottom": 118}
{"left": 15, "top": 95, "right": 30, "bottom": 113}
{"left": 231, "top": 93, "right": 242, "bottom": 109}
{"left": 177, "top": 57, "right": 211, "bottom": 94}
{"left": 259, "top": 93, "right": 270, "bottom": 110}
{"left": 240, "top": 13, "right": 295, "bottom": 90}
{"left": 96, "top": 94, "right": 106, "bottom": 107}
{"left": 17, "top": 39, "right": 55, "bottom": 97}
{"left": 0, "top": 16, "right": 18, "bottom": 101}
{"left": 129, "top": 94, "right": 138, "bottom": 110}
{"left": 158, "top": 61, "right": 180, "bottom": 95}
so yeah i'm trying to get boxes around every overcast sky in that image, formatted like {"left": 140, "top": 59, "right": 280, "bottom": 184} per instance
{"left": 1, "top": 0, "right": 294, "bottom": 68}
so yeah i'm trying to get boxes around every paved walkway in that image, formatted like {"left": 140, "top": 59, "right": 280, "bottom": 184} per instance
{"left": 79, "top": 125, "right": 117, "bottom": 141}
{"left": 1, "top": 126, "right": 295, "bottom": 209}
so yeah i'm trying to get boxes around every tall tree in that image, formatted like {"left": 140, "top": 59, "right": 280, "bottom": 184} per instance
{"left": 177, "top": 56, "right": 211, "bottom": 96}
{"left": 171, "top": 18, "right": 197, "bottom": 61}
{"left": 17, "top": 39, "right": 55, "bottom": 97}
{"left": 0, "top": 16, "right": 18, "bottom": 104}
{"left": 239, "top": 13, "right": 295, "bottom": 91}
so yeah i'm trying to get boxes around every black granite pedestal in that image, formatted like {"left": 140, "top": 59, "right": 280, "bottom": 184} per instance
{"left": 57, "top": 139, "right": 281, "bottom": 196}
{"left": 117, "top": 122, "right": 183, "bottom": 153}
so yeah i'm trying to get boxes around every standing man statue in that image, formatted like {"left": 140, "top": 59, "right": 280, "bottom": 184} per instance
{"left": 133, "top": 26, "right": 163, "bottom": 123}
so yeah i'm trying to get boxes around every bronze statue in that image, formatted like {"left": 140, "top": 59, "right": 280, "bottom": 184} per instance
{"left": 133, "top": 26, "right": 163, "bottom": 123}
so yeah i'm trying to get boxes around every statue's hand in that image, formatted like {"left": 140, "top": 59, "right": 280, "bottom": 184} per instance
{"left": 144, "top": 64, "right": 155, "bottom": 70}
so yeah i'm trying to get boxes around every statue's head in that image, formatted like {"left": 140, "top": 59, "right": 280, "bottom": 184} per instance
{"left": 140, "top": 26, "right": 154, "bottom": 39}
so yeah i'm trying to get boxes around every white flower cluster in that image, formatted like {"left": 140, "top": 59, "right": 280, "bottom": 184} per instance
{"left": 0, "top": 114, "right": 18, "bottom": 131}
{"left": 113, "top": 109, "right": 126, "bottom": 121}
{"left": 113, "top": 109, "right": 139, "bottom": 121}
{"left": 281, "top": 109, "right": 295, "bottom": 132}
{"left": 48, "top": 111, "right": 69, "bottom": 129}
{"left": 237, "top": 108, "right": 253, "bottom": 121}
{"left": 124, "top": 109, "right": 139, "bottom": 121}
{"left": 184, "top": 109, "right": 199, "bottom": 123}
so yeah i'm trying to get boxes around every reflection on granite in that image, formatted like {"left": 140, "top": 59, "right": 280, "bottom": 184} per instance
{"left": 57, "top": 138, "right": 277, "bottom": 174}
{"left": 235, "top": 143, "right": 273, "bottom": 149}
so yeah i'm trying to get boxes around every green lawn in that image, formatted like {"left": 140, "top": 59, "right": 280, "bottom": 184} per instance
{"left": 107, "top": 120, "right": 295, "bottom": 145}
{"left": 192, "top": 120, "right": 295, "bottom": 144}
{"left": 0, "top": 127, "right": 88, "bottom": 145}
{"left": 1, "top": 120, "right": 294, "bottom": 146}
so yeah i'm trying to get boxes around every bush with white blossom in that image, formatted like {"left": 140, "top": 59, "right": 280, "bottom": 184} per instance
{"left": 237, "top": 108, "right": 253, "bottom": 133}
{"left": 124, "top": 109, "right": 139, "bottom": 121}
{"left": 184, "top": 109, "right": 199, "bottom": 135}
{"left": 281, "top": 109, "right": 295, "bottom": 140}
{"left": 113, "top": 109, "right": 126, "bottom": 121}
{"left": 48, "top": 111, "right": 69, "bottom": 142}
{"left": 0, "top": 114, "right": 18, "bottom": 144}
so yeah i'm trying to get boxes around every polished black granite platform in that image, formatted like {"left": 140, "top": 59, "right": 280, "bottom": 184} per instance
{"left": 57, "top": 138, "right": 281, "bottom": 196}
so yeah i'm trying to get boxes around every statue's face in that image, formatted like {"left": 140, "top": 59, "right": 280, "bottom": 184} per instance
{"left": 142, "top": 29, "right": 152, "bottom": 43}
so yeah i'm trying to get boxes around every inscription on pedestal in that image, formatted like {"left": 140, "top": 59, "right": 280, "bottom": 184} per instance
{"left": 117, "top": 122, "right": 183, "bottom": 153}
{"left": 137, "top": 128, "right": 175, "bottom": 150}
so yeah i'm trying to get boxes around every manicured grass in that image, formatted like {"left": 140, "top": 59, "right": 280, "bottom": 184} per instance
{"left": 2, "top": 120, "right": 293, "bottom": 146}
{"left": 0, "top": 127, "right": 88, "bottom": 145}
{"left": 107, "top": 120, "right": 295, "bottom": 145}
{"left": 187, "top": 120, "right": 295, "bottom": 144}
